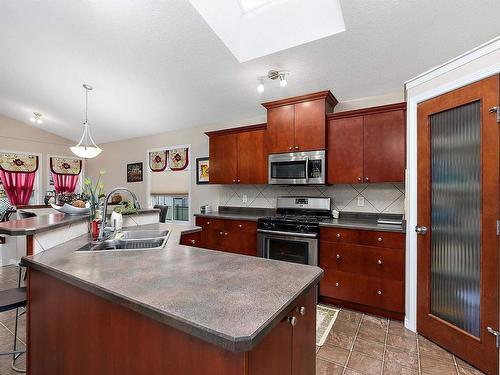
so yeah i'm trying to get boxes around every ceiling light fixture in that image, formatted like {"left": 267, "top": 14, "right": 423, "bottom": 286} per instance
{"left": 256, "top": 70, "right": 290, "bottom": 92}
{"left": 70, "top": 84, "right": 102, "bottom": 159}
{"left": 30, "top": 112, "right": 43, "bottom": 124}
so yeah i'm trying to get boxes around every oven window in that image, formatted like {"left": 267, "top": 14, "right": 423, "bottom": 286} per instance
{"left": 267, "top": 238, "right": 308, "bottom": 265}
{"left": 271, "top": 161, "right": 306, "bottom": 180}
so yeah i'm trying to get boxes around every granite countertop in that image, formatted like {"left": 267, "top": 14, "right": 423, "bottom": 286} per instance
{"left": 195, "top": 210, "right": 405, "bottom": 233}
{"left": 0, "top": 209, "right": 159, "bottom": 236}
{"left": 22, "top": 223, "right": 323, "bottom": 352}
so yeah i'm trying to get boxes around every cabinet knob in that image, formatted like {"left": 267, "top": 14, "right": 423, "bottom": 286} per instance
{"left": 190, "top": 239, "right": 196, "bottom": 245}
{"left": 357, "top": 177, "right": 362, "bottom": 182}
{"left": 335, "top": 282, "right": 339, "bottom": 287}
{"left": 377, "top": 290, "right": 382, "bottom": 295}
{"left": 237, "top": 179, "right": 241, "bottom": 183}
{"left": 336, "top": 233, "right": 341, "bottom": 238}
{"left": 224, "top": 232, "right": 228, "bottom": 236}
{"left": 377, "top": 237, "right": 383, "bottom": 242}
{"left": 289, "top": 146, "right": 293, "bottom": 151}
{"left": 294, "top": 146, "right": 299, "bottom": 150}
{"left": 298, "top": 306, "right": 306, "bottom": 316}
{"left": 336, "top": 254, "right": 341, "bottom": 260}
{"left": 233, "top": 179, "right": 236, "bottom": 183}
{"left": 365, "top": 177, "right": 369, "bottom": 182}
{"left": 219, "top": 231, "right": 224, "bottom": 235}
{"left": 288, "top": 316, "right": 298, "bottom": 327}
{"left": 238, "top": 224, "right": 243, "bottom": 228}
{"left": 207, "top": 221, "right": 210, "bottom": 225}
{"left": 377, "top": 259, "right": 382, "bottom": 265}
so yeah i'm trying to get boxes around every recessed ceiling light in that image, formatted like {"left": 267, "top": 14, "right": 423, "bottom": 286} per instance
{"left": 30, "top": 112, "right": 43, "bottom": 124}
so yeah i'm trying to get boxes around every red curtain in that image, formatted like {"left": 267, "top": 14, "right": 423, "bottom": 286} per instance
{"left": 0, "top": 170, "right": 36, "bottom": 205}
{"left": 52, "top": 172, "right": 79, "bottom": 194}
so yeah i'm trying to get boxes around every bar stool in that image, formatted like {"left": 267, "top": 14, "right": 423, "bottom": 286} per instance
{"left": 0, "top": 266, "right": 26, "bottom": 373}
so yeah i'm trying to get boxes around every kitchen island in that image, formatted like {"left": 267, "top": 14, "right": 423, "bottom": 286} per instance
{"left": 22, "top": 223, "right": 322, "bottom": 375}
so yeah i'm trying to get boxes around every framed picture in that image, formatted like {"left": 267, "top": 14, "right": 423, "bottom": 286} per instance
{"left": 196, "top": 157, "right": 209, "bottom": 184}
{"left": 127, "top": 162, "right": 143, "bottom": 183}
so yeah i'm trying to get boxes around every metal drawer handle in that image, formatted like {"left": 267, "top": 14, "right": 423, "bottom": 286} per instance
{"left": 336, "top": 254, "right": 341, "bottom": 260}
{"left": 377, "top": 290, "right": 382, "bottom": 295}
{"left": 377, "top": 237, "right": 383, "bottom": 242}
{"left": 377, "top": 260, "right": 382, "bottom": 265}
{"left": 298, "top": 306, "right": 306, "bottom": 316}
{"left": 288, "top": 316, "right": 297, "bottom": 326}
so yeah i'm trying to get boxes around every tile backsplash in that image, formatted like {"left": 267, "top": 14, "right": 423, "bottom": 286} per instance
{"left": 218, "top": 183, "right": 405, "bottom": 215}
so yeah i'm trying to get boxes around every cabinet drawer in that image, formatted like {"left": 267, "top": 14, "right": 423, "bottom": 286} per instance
{"left": 195, "top": 217, "right": 225, "bottom": 230}
{"left": 320, "top": 242, "right": 404, "bottom": 281}
{"left": 225, "top": 220, "right": 257, "bottom": 234}
{"left": 180, "top": 231, "right": 200, "bottom": 247}
{"left": 320, "top": 227, "right": 359, "bottom": 243}
{"left": 358, "top": 231, "right": 405, "bottom": 249}
{"left": 320, "top": 271, "right": 404, "bottom": 313}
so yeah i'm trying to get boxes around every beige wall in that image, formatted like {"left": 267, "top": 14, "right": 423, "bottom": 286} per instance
{"left": 0, "top": 115, "right": 80, "bottom": 204}
{"left": 85, "top": 92, "right": 404, "bottom": 222}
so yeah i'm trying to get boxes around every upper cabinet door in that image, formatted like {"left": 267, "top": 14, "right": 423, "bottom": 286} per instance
{"left": 363, "top": 110, "right": 406, "bottom": 183}
{"left": 327, "top": 116, "right": 364, "bottom": 184}
{"left": 266, "top": 105, "right": 295, "bottom": 154}
{"left": 294, "top": 99, "right": 326, "bottom": 152}
{"left": 237, "top": 129, "right": 268, "bottom": 184}
{"left": 209, "top": 133, "right": 238, "bottom": 184}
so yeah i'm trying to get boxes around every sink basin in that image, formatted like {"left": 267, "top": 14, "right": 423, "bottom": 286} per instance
{"left": 77, "top": 230, "right": 169, "bottom": 252}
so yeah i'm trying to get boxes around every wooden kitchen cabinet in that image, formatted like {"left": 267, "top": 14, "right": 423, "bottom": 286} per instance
{"left": 319, "top": 226, "right": 405, "bottom": 320}
{"left": 263, "top": 91, "right": 338, "bottom": 154}
{"left": 179, "top": 231, "right": 201, "bottom": 247}
{"left": 327, "top": 102, "right": 406, "bottom": 184}
{"left": 207, "top": 124, "right": 267, "bottom": 185}
{"left": 195, "top": 217, "right": 257, "bottom": 256}
{"left": 249, "top": 288, "right": 316, "bottom": 375}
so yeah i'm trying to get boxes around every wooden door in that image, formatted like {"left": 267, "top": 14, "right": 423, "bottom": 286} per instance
{"left": 267, "top": 105, "right": 295, "bottom": 154}
{"left": 294, "top": 99, "right": 326, "bottom": 152}
{"left": 209, "top": 134, "right": 238, "bottom": 184}
{"left": 363, "top": 110, "right": 405, "bottom": 183}
{"left": 223, "top": 221, "right": 257, "bottom": 256}
{"left": 417, "top": 75, "right": 499, "bottom": 374}
{"left": 237, "top": 130, "right": 267, "bottom": 184}
{"left": 327, "top": 116, "right": 364, "bottom": 184}
{"left": 291, "top": 288, "right": 316, "bottom": 375}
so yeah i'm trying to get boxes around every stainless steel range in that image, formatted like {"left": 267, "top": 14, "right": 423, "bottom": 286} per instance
{"left": 257, "top": 197, "right": 331, "bottom": 266}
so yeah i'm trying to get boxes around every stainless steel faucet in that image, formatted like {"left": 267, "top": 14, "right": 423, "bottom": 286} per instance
{"left": 98, "top": 187, "right": 141, "bottom": 241}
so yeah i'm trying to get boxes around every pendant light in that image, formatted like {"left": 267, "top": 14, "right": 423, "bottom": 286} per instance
{"left": 70, "top": 84, "right": 102, "bottom": 159}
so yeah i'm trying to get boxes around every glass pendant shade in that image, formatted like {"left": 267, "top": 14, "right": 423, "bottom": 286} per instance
{"left": 70, "top": 122, "right": 102, "bottom": 158}
{"left": 71, "top": 84, "right": 102, "bottom": 159}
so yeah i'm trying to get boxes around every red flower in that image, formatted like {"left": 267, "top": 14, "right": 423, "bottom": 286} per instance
{"left": 62, "top": 162, "right": 71, "bottom": 169}
{"left": 173, "top": 154, "right": 181, "bottom": 162}
{"left": 154, "top": 155, "right": 162, "bottom": 163}
{"left": 13, "top": 159, "right": 24, "bottom": 166}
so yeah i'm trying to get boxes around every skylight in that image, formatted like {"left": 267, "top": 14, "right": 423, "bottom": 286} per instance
{"left": 237, "top": 0, "right": 277, "bottom": 13}
{"left": 189, "top": 0, "right": 345, "bottom": 63}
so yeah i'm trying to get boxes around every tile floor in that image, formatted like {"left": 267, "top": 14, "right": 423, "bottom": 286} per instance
{"left": 317, "top": 308, "right": 486, "bottom": 375}
{"left": 0, "top": 265, "right": 486, "bottom": 375}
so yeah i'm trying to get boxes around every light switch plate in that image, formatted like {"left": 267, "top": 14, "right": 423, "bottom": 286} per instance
{"left": 242, "top": 194, "right": 248, "bottom": 203}
{"left": 357, "top": 196, "right": 365, "bottom": 207}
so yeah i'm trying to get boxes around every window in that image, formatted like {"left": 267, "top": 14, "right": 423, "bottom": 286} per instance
{"left": 46, "top": 155, "right": 84, "bottom": 195}
{"left": 152, "top": 195, "right": 189, "bottom": 222}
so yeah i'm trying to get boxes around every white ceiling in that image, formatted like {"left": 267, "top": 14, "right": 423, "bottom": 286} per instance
{"left": 0, "top": 0, "right": 499, "bottom": 144}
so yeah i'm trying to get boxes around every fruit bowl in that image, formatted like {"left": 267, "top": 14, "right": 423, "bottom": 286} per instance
{"left": 50, "top": 203, "right": 90, "bottom": 215}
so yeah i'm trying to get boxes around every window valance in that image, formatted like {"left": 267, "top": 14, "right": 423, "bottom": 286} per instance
{"left": 149, "top": 151, "right": 168, "bottom": 172}
{"left": 168, "top": 148, "right": 189, "bottom": 171}
{"left": 50, "top": 157, "right": 82, "bottom": 175}
{"left": 0, "top": 153, "right": 38, "bottom": 173}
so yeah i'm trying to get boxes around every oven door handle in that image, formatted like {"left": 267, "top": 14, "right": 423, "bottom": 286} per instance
{"left": 305, "top": 156, "right": 309, "bottom": 182}
{"left": 257, "top": 229, "right": 318, "bottom": 238}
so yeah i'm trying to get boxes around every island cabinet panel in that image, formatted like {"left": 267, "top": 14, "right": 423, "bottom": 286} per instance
{"left": 327, "top": 102, "right": 406, "bottom": 184}
{"left": 263, "top": 91, "right": 338, "bottom": 154}
{"left": 195, "top": 217, "right": 257, "bottom": 256}
{"left": 207, "top": 124, "right": 268, "bottom": 185}
{"left": 319, "top": 226, "right": 405, "bottom": 320}
{"left": 27, "top": 269, "right": 247, "bottom": 375}
{"left": 249, "top": 287, "right": 316, "bottom": 375}
{"left": 179, "top": 231, "right": 201, "bottom": 247}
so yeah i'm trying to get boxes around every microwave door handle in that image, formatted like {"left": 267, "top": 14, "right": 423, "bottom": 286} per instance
{"left": 305, "top": 156, "right": 309, "bottom": 182}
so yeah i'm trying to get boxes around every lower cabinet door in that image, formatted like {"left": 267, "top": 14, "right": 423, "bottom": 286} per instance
{"left": 249, "top": 315, "right": 293, "bottom": 375}
{"left": 180, "top": 232, "right": 200, "bottom": 247}
{"left": 292, "top": 288, "right": 316, "bottom": 375}
{"left": 200, "top": 229, "right": 223, "bottom": 251}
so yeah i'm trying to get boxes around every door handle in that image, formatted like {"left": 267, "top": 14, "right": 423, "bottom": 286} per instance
{"left": 415, "top": 226, "right": 428, "bottom": 235}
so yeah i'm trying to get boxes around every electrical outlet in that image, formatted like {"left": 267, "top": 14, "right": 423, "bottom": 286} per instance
{"left": 357, "top": 196, "right": 365, "bottom": 207}
{"left": 242, "top": 194, "right": 248, "bottom": 203}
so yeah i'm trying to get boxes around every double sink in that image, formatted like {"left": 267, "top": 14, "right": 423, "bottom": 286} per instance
{"left": 78, "top": 230, "right": 170, "bottom": 252}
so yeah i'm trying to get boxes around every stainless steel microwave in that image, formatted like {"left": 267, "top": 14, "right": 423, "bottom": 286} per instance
{"left": 268, "top": 150, "right": 326, "bottom": 185}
